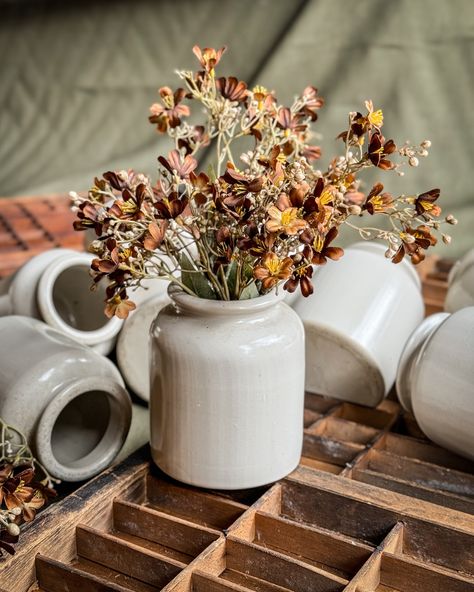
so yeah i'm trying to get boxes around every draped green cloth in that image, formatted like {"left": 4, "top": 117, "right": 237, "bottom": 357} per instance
{"left": 1, "top": 0, "right": 473, "bottom": 256}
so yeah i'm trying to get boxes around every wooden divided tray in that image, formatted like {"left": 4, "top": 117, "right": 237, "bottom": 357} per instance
{"left": 0, "top": 194, "right": 472, "bottom": 591}
{"left": 1, "top": 421, "right": 472, "bottom": 592}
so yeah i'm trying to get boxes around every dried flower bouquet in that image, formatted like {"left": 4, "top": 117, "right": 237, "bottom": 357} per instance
{"left": 71, "top": 46, "right": 454, "bottom": 318}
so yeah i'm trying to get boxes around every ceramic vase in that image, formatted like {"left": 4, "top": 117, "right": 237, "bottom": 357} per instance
{"left": 291, "top": 241, "right": 425, "bottom": 407}
{"left": 396, "top": 308, "right": 474, "bottom": 460}
{"left": 150, "top": 285, "right": 305, "bottom": 489}
{"left": 0, "top": 316, "right": 132, "bottom": 481}
{"left": 0, "top": 248, "right": 122, "bottom": 354}
{"left": 118, "top": 277, "right": 293, "bottom": 402}
{"left": 445, "top": 248, "right": 474, "bottom": 312}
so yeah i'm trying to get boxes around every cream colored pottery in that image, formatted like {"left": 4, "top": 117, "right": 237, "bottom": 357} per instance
{"left": 396, "top": 312, "right": 450, "bottom": 413}
{"left": 291, "top": 241, "right": 424, "bottom": 407}
{"left": 0, "top": 248, "right": 122, "bottom": 354}
{"left": 118, "top": 275, "right": 290, "bottom": 403}
{"left": 0, "top": 316, "right": 132, "bottom": 481}
{"left": 116, "top": 288, "right": 170, "bottom": 402}
{"left": 396, "top": 308, "right": 474, "bottom": 460}
{"left": 445, "top": 248, "right": 474, "bottom": 312}
{"left": 150, "top": 285, "right": 305, "bottom": 489}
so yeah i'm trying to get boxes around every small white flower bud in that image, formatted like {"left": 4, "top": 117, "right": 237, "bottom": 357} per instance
{"left": 385, "top": 248, "right": 394, "bottom": 259}
{"left": 10, "top": 507, "right": 22, "bottom": 516}
{"left": 398, "top": 171, "right": 405, "bottom": 177}
{"left": 421, "top": 140, "right": 432, "bottom": 149}
{"left": 418, "top": 149, "right": 429, "bottom": 157}
{"left": 295, "top": 170, "right": 305, "bottom": 183}
{"left": 349, "top": 205, "right": 362, "bottom": 215}
{"left": 442, "top": 234, "right": 452, "bottom": 244}
{"left": 408, "top": 156, "right": 419, "bottom": 167}
{"left": 445, "top": 214, "right": 458, "bottom": 225}
{"left": 7, "top": 523, "right": 20, "bottom": 537}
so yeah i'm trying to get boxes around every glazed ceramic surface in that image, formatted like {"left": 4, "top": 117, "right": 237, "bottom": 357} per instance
{"left": 396, "top": 312, "right": 450, "bottom": 413}
{"left": 117, "top": 287, "right": 170, "bottom": 402}
{"left": 0, "top": 316, "right": 132, "bottom": 481}
{"left": 150, "top": 286, "right": 305, "bottom": 489}
{"left": 292, "top": 241, "right": 425, "bottom": 407}
{"left": 397, "top": 308, "right": 474, "bottom": 460}
{"left": 445, "top": 248, "right": 474, "bottom": 312}
{"left": 0, "top": 248, "right": 122, "bottom": 354}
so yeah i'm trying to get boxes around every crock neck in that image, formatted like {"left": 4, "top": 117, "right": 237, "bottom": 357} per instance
{"left": 168, "top": 283, "right": 286, "bottom": 316}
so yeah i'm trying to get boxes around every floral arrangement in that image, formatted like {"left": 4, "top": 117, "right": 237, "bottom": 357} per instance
{"left": 70, "top": 46, "right": 455, "bottom": 318}
{"left": 0, "top": 418, "right": 56, "bottom": 557}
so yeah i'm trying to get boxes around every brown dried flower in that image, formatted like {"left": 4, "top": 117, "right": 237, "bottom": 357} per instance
{"left": 69, "top": 46, "right": 452, "bottom": 315}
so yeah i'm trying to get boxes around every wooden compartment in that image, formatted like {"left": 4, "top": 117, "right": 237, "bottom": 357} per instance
{"left": 329, "top": 401, "right": 398, "bottom": 430}
{"left": 233, "top": 509, "right": 372, "bottom": 580}
{"left": 349, "top": 448, "right": 474, "bottom": 514}
{"left": 186, "top": 537, "right": 348, "bottom": 592}
{"left": 365, "top": 553, "right": 474, "bottom": 592}
{"left": 145, "top": 476, "right": 248, "bottom": 531}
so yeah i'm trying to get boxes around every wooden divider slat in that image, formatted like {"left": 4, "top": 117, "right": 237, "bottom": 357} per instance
{"left": 76, "top": 524, "right": 184, "bottom": 588}
{"left": 146, "top": 476, "right": 247, "bottom": 531}
{"left": 113, "top": 499, "right": 221, "bottom": 560}
{"left": 35, "top": 555, "right": 135, "bottom": 592}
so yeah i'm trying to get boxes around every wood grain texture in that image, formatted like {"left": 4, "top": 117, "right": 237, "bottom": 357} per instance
{"left": 75, "top": 524, "right": 184, "bottom": 588}
{"left": 225, "top": 538, "right": 347, "bottom": 592}
{"left": 113, "top": 499, "right": 221, "bottom": 560}
{"left": 146, "top": 476, "right": 247, "bottom": 531}
{"left": 0, "top": 448, "right": 149, "bottom": 591}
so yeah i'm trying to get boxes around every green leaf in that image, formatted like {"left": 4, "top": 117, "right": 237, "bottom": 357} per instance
{"left": 239, "top": 280, "right": 259, "bottom": 300}
{"left": 180, "top": 253, "right": 217, "bottom": 300}
{"left": 225, "top": 260, "right": 238, "bottom": 298}
{"left": 206, "top": 164, "right": 217, "bottom": 183}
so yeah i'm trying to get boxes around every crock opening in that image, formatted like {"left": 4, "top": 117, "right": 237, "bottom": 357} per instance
{"left": 50, "top": 390, "right": 111, "bottom": 467}
{"left": 52, "top": 264, "right": 107, "bottom": 332}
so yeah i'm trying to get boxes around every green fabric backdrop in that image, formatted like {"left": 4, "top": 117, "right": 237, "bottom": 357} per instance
{"left": 1, "top": 0, "right": 473, "bottom": 256}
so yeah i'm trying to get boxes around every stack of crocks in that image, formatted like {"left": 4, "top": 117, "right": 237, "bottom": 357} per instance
{"left": 0, "top": 248, "right": 133, "bottom": 482}
{"left": 1, "top": 243, "right": 473, "bottom": 487}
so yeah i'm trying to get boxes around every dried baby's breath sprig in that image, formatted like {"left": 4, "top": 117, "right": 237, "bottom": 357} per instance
{"left": 71, "top": 46, "right": 452, "bottom": 317}
{"left": 0, "top": 418, "right": 58, "bottom": 558}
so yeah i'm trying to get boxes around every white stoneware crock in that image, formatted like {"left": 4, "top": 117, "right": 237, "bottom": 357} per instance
{"left": 116, "top": 287, "right": 170, "bottom": 402}
{"left": 396, "top": 312, "right": 450, "bottom": 413}
{"left": 396, "top": 308, "right": 474, "bottom": 460}
{"left": 0, "top": 248, "right": 122, "bottom": 354}
{"left": 291, "top": 241, "right": 425, "bottom": 407}
{"left": 150, "top": 285, "right": 305, "bottom": 489}
{"left": 445, "top": 248, "right": 474, "bottom": 312}
{"left": 0, "top": 316, "right": 132, "bottom": 481}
